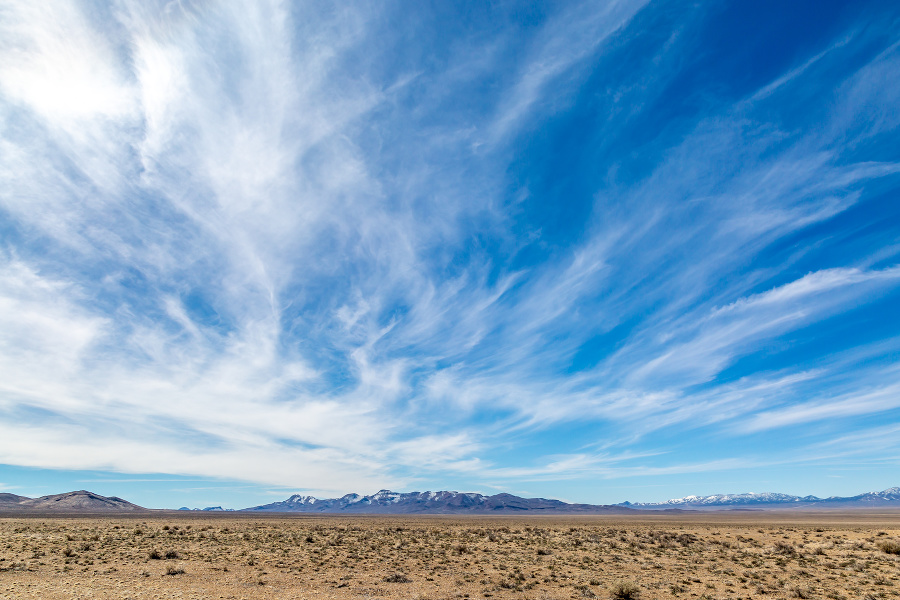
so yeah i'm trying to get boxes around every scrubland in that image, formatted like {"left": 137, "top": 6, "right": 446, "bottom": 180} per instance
{"left": 1, "top": 513, "right": 899, "bottom": 600}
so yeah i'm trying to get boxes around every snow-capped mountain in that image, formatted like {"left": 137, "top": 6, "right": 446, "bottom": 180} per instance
{"left": 837, "top": 487, "right": 900, "bottom": 506}
{"left": 244, "top": 489, "right": 630, "bottom": 514}
{"left": 623, "top": 492, "right": 821, "bottom": 507}
{"left": 245, "top": 487, "right": 900, "bottom": 513}
{"left": 619, "top": 487, "right": 900, "bottom": 510}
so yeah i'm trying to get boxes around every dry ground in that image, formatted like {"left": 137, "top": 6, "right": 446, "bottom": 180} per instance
{"left": 1, "top": 512, "right": 899, "bottom": 600}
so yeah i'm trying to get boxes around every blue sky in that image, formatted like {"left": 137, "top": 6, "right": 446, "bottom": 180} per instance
{"left": 0, "top": 0, "right": 899, "bottom": 510}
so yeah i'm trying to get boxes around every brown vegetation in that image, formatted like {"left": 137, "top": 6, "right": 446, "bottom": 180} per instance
{"left": 881, "top": 540, "right": 900, "bottom": 555}
{"left": 0, "top": 513, "right": 898, "bottom": 599}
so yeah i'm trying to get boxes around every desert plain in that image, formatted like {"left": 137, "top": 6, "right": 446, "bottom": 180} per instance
{"left": 1, "top": 512, "right": 899, "bottom": 600}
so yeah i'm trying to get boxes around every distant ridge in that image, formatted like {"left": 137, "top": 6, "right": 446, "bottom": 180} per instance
{"left": 245, "top": 486, "right": 900, "bottom": 513}
{"left": 2, "top": 486, "right": 897, "bottom": 513}
{"left": 0, "top": 490, "right": 145, "bottom": 512}
{"left": 618, "top": 487, "right": 900, "bottom": 510}
{"left": 0, "top": 492, "right": 29, "bottom": 507}
{"left": 244, "top": 489, "right": 632, "bottom": 514}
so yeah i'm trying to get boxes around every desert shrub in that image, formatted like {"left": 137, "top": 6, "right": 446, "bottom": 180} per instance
{"left": 773, "top": 541, "right": 796, "bottom": 555}
{"left": 148, "top": 550, "right": 162, "bottom": 560}
{"left": 383, "top": 573, "right": 411, "bottom": 583}
{"left": 536, "top": 548, "right": 552, "bottom": 555}
{"left": 62, "top": 547, "right": 75, "bottom": 557}
{"left": 165, "top": 566, "right": 185, "bottom": 576}
{"left": 610, "top": 580, "right": 640, "bottom": 600}
{"left": 879, "top": 541, "right": 900, "bottom": 555}
{"left": 165, "top": 550, "right": 179, "bottom": 559}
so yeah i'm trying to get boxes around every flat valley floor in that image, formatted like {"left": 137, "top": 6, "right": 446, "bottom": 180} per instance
{"left": 1, "top": 512, "right": 899, "bottom": 600}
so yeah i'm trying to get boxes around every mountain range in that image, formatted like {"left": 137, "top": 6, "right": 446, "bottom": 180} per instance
{"left": 1, "top": 487, "right": 898, "bottom": 513}
{"left": 0, "top": 490, "right": 144, "bottom": 511}
{"left": 617, "top": 487, "right": 900, "bottom": 510}
{"left": 243, "top": 489, "right": 632, "bottom": 514}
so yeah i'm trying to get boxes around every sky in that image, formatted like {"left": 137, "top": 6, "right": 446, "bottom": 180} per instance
{"left": 0, "top": 0, "right": 899, "bottom": 510}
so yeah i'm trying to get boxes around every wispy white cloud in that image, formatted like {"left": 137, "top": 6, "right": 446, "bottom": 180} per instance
{"left": 486, "top": 0, "right": 650, "bottom": 145}
{"left": 741, "top": 379, "right": 900, "bottom": 433}
{"left": 0, "top": 0, "right": 898, "bottom": 499}
{"left": 806, "top": 423, "right": 900, "bottom": 460}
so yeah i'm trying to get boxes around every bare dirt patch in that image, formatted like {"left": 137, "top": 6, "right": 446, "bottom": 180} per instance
{"left": 1, "top": 512, "right": 898, "bottom": 599}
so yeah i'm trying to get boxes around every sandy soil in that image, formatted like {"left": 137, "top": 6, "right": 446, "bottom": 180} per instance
{"left": 1, "top": 512, "right": 898, "bottom": 600}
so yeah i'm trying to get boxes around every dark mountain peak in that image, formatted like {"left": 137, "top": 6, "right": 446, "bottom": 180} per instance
{"left": 31, "top": 490, "right": 145, "bottom": 511}
{"left": 0, "top": 490, "right": 145, "bottom": 512}
{"left": 0, "top": 492, "right": 28, "bottom": 505}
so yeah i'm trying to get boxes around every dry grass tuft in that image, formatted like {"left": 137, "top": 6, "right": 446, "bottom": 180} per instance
{"left": 610, "top": 580, "right": 640, "bottom": 600}
{"left": 878, "top": 540, "right": 900, "bottom": 555}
